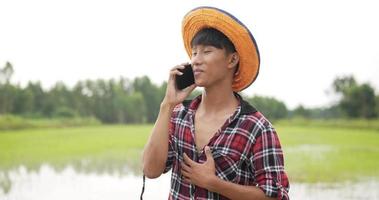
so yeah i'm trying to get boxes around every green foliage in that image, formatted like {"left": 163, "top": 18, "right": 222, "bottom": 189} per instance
{"left": 53, "top": 107, "right": 79, "bottom": 118}
{"left": 289, "top": 75, "right": 379, "bottom": 120}
{"left": 332, "top": 75, "right": 357, "bottom": 94}
{"left": 0, "top": 62, "right": 14, "bottom": 84}
{"left": 332, "top": 75, "right": 377, "bottom": 119}
{"left": 0, "top": 115, "right": 32, "bottom": 130}
{"left": 133, "top": 76, "right": 163, "bottom": 123}
{"left": 245, "top": 95, "right": 288, "bottom": 120}
{"left": 292, "top": 105, "right": 311, "bottom": 118}
{"left": 1, "top": 62, "right": 379, "bottom": 126}
{"left": 0, "top": 70, "right": 162, "bottom": 124}
{"left": 0, "top": 84, "right": 17, "bottom": 114}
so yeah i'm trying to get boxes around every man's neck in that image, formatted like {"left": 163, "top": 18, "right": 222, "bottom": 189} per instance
{"left": 198, "top": 86, "right": 239, "bottom": 115}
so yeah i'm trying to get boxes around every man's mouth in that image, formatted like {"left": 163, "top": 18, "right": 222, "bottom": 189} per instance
{"left": 193, "top": 69, "right": 203, "bottom": 76}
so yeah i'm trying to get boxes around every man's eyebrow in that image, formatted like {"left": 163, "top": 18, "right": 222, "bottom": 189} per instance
{"left": 191, "top": 47, "right": 199, "bottom": 52}
{"left": 203, "top": 46, "right": 214, "bottom": 49}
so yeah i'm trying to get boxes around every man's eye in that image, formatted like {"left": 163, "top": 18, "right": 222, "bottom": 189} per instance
{"left": 204, "top": 50, "right": 211, "bottom": 54}
{"left": 192, "top": 52, "right": 197, "bottom": 56}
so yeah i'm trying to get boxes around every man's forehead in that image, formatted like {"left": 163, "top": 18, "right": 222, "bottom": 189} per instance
{"left": 191, "top": 44, "right": 217, "bottom": 50}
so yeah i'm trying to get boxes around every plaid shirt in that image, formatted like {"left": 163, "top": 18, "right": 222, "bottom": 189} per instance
{"left": 164, "top": 92, "right": 289, "bottom": 200}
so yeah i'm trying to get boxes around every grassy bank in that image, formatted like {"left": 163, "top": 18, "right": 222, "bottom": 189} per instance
{"left": 0, "top": 115, "right": 101, "bottom": 130}
{"left": 1, "top": 124, "right": 379, "bottom": 182}
{"left": 276, "top": 118, "right": 379, "bottom": 131}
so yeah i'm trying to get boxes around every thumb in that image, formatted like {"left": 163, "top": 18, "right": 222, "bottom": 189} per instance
{"left": 205, "top": 146, "right": 214, "bottom": 161}
{"left": 183, "top": 83, "right": 197, "bottom": 93}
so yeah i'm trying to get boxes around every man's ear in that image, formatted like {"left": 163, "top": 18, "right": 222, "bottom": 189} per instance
{"left": 228, "top": 52, "right": 240, "bottom": 69}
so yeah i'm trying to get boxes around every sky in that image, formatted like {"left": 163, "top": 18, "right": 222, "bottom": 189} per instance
{"left": 0, "top": 0, "right": 378, "bottom": 109}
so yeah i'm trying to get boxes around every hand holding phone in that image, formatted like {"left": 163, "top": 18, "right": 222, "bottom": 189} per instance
{"left": 175, "top": 64, "right": 195, "bottom": 90}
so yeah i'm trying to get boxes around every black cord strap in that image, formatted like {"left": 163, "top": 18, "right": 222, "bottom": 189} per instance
{"left": 140, "top": 174, "right": 145, "bottom": 200}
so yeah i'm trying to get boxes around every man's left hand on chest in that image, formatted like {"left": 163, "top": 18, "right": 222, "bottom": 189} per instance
{"left": 181, "top": 146, "right": 218, "bottom": 190}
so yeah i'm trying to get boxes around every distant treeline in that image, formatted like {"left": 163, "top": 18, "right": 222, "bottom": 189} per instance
{"left": 0, "top": 62, "right": 378, "bottom": 124}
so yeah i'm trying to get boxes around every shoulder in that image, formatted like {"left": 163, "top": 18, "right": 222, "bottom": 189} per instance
{"left": 239, "top": 111, "right": 273, "bottom": 135}
{"left": 170, "top": 99, "right": 193, "bottom": 119}
{"left": 168, "top": 99, "right": 194, "bottom": 137}
{"left": 237, "top": 99, "right": 276, "bottom": 139}
{"left": 244, "top": 111, "right": 273, "bottom": 129}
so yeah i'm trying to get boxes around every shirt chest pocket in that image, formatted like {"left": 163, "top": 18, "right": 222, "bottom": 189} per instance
{"left": 211, "top": 146, "right": 245, "bottom": 182}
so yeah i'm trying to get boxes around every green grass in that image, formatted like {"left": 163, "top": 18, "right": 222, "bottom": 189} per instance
{"left": 0, "top": 125, "right": 150, "bottom": 174}
{"left": 277, "top": 125, "right": 379, "bottom": 182}
{"left": 1, "top": 123, "right": 379, "bottom": 182}
{"left": 277, "top": 118, "right": 379, "bottom": 131}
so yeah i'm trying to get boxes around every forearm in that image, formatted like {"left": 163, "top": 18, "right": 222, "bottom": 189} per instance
{"left": 142, "top": 101, "right": 175, "bottom": 178}
{"left": 207, "top": 176, "right": 275, "bottom": 200}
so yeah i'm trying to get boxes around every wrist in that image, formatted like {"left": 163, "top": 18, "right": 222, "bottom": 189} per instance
{"left": 160, "top": 100, "right": 176, "bottom": 111}
{"left": 206, "top": 175, "right": 221, "bottom": 192}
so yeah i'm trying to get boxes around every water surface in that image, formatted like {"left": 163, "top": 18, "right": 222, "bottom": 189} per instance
{"left": 0, "top": 164, "right": 378, "bottom": 200}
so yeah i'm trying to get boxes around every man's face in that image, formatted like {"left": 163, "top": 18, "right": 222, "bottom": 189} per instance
{"left": 190, "top": 44, "right": 235, "bottom": 88}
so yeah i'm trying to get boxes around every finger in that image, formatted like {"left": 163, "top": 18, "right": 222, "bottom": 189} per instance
{"left": 204, "top": 146, "right": 213, "bottom": 160}
{"left": 181, "top": 162, "right": 192, "bottom": 173}
{"left": 170, "top": 64, "right": 186, "bottom": 71}
{"left": 168, "top": 71, "right": 183, "bottom": 82}
{"left": 183, "top": 177, "right": 192, "bottom": 184}
{"left": 205, "top": 146, "right": 215, "bottom": 166}
{"left": 183, "top": 153, "right": 195, "bottom": 166}
{"left": 169, "top": 69, "right": 183, "bottom": 76}
{"left": 181, "top": 168, "right": 190, "bottom": 177}
{"left": 177, "top": 62, "right": 190, "bottom": 68}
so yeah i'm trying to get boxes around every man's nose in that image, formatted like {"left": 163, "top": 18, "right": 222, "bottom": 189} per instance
{"left": 191, "top": 54, "right": 202, "bottom": 67}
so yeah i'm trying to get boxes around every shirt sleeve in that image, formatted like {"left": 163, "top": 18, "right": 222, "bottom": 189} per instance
{"left": 163, "top": 106, "right": 179, "bottom": 174}
{"left": 250, "top": 123, "right": 290, "bottom": 200}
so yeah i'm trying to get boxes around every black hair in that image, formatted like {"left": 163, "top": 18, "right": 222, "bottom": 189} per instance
{"left": 191, "top": 28, "right": 236, "bottom": 54}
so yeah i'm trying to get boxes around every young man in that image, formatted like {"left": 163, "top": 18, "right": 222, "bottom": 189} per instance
{"left": 142, "top": 7, "right": 289, "bottom": 200}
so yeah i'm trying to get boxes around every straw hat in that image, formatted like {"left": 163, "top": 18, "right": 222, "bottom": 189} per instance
{"left": 182, "top": 6, "right": 260, "bottom": 92}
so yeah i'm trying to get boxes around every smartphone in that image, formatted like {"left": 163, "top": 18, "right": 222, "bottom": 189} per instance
{"left": 175, "top": 64, "right": 195, "bottom": 90}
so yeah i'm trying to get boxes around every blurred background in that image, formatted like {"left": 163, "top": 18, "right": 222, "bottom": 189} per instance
{"left": 1, "top": 0, "right": 378, "bottom": 199}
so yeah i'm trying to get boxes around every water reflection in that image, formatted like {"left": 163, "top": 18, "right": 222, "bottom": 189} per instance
{"left": 0, "top": 164, "right": 170, "bottom": 200}
{"left": 0, "top": 164, "right": 378, "bottom": 200}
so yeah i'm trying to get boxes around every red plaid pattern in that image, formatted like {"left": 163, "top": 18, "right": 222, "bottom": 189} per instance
{"left": 164, "top": 92, "right": 289, "bottom": 200}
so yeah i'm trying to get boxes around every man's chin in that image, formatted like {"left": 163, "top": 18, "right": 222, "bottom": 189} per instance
{"left": 194, "top": 81, "right": 205, "bottom": 88}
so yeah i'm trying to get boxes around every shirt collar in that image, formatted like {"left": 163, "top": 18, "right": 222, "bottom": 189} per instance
{"left": 182, "top": 92, "right": 257, "bottom": 115}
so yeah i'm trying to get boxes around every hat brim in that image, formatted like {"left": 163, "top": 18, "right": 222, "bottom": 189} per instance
{"left": 182, "top": 7, "right": 260, "bottom": 92}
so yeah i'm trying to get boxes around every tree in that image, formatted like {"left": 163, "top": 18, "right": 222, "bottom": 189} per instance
{"left": 332, "top": 75, "right": 377, "bottom": 119}
{"left": 246, "top": 95, "right": 288, "bottom": 120}
{"left": 0, "top": 84, "right": 17, "bottom": 114}
{"left": 0, "top": 62, "right": 16, "bottom": 114}
{"left": 133, "top": 76, "right": 162, "bottom": 123}
{"left": 0, "top": 62, "right": 14, "bottom": 84}
{"left": 332, "top": 76, "right": 356, "bottom": 94}
{"left": 25, "top": 81, "right": 47, "bottom": 117}
{"left": 12, "top": 85, "right": 34, "bottom": 115}
{"left": 292, "top": 105, "right": 311, "bottom": 118}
